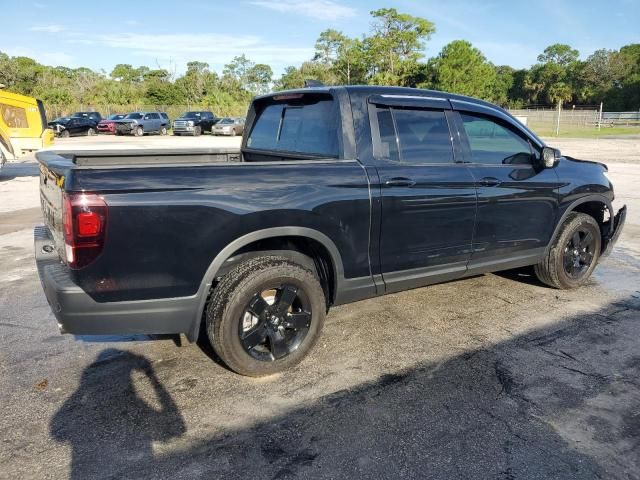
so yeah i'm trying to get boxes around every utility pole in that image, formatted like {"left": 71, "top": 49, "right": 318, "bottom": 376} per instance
{"left": 598, "top": 102, "right": 603, "bottom": 131}
{"left": 555, "top": 100, "right": 561, "bottom": 136}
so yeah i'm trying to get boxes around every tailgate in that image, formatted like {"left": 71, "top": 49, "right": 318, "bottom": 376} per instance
{"left": 38, "top": 157, "right": 68, "bottom": 259}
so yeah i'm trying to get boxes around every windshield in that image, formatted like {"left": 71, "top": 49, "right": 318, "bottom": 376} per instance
{"left": 53, "top": 117, "right": 71, "bottom": 124}
{"left": 108, "top": 114, "right": 125, "bottom": 120}
{"left": 219, "top": 118, "right": 234, "bottom": 124}
{"left": 125, "top": 113, "right": 143, "bottom": 119}
{"left": 183, "top": 112, "right": 201, "bottom": 118}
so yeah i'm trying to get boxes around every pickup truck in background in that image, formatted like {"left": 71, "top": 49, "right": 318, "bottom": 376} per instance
{"left": 173, "top": 111, "right": 219, "bottom": 136}
{"left": 114, "top": 112, "right": 168, "bottom": 136}
{"left": 35, "top": 85, "right": 626, "bottom": 376}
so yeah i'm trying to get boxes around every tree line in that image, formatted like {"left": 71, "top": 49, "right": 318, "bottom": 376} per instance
{"left": 1, "top": 8, "right": 639, "bottom": 115}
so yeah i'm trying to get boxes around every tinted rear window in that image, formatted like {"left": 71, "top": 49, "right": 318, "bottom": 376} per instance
{"left": 247, "top": 95, "right": 339, "bottom": 157}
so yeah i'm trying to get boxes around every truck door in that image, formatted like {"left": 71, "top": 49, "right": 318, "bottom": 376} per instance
{"left": 368, "top": 96, "right": 477, "bottom": 293}
{"left": 450, "top": 102, "right": 559, "bottom": 271}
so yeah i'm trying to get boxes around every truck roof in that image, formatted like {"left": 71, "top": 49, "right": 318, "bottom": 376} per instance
{"left": 256, "top": 85, "right": 506, "bottom": 113}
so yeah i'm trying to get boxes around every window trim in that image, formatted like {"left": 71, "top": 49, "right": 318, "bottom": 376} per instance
{"left": 368, "top": 103, "right": 457, "bottom": 166}
{"left": 454, "top": 110, "right": 539, "bottom": 166}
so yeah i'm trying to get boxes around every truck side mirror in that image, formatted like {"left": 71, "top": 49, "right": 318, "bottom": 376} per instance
{"left": 541, "top": 146, "right": 559, "bottom": 168}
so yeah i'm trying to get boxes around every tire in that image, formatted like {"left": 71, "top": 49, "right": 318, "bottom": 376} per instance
{"left": 206, "top": 255, "right": 326, "bottom": 376}
{"left": 230, "top": 128, "right": 236, "bottom": 137}
{"left": 194, "top": 126, "right": 202, "bottom": 137}
{"left": 135, "top": 126, "right": 143, "bottom": 137}
{"left": 160, "top": 126, "right": 167, "bottom": 136}
{"left": 87, "top": 128, "right": 95, "bottom": 136}
{"left": 60, "top": 130, "right": 70, "bottom": 138}
{"left": 534, "top": 212, "right": 601, "bottom": 289}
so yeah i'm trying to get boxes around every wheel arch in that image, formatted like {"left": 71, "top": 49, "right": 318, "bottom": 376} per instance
{"left": 545, "top": 195, "right": 613, "bottom": 257}
{"left": 188, "top": 227, "right": 345, "bottom": 341}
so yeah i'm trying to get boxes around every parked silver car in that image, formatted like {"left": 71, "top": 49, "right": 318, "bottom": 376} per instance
{"left": 212, "top": 117, "right": 245, "bottom": 136}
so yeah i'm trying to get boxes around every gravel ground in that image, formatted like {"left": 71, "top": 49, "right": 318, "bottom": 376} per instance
{"left": 0, "top": 136, "right": 638, "bottom": 479}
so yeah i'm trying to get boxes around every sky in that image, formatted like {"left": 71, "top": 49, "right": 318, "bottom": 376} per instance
{"left": 2, "top": 0, "right": 639, "bottom": 77}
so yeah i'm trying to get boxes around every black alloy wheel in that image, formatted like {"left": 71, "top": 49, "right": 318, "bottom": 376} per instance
{"left": 563, "top": 228, "right": 596, "bottom": 280}
{"left": 239, "top": 285, "right": 312, "bottom": 361}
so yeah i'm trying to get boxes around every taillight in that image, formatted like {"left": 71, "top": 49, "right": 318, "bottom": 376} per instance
{"left": 62, "top": 192, "right": 108, "bottom": 269}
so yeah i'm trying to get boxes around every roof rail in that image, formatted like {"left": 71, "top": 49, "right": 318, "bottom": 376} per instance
{"left": 304, "top": 80, "right": 325, "bottom": 88}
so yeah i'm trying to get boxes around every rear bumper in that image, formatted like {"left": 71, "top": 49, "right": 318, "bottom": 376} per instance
{"left": 34, "top": 225, "right": 199, "bottom": 338}
{"left": 601, "top": 205, "right": 626, "bottom": 258}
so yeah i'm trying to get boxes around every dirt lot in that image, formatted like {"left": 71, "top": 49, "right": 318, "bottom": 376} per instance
{"left": 0, "top": 136, "right": 639, "bottom": 479}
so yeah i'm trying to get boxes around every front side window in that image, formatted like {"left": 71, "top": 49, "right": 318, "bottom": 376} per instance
{"left": 248, "top": 95, "right": 339, "bottom": 157}
{"left": 373, "top": 106, "right": 453, "bottom": 164}
{"left": 460, "top": 113, "right": 532, "bottom": 165}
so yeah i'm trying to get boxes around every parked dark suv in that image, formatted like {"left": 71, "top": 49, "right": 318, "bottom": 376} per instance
{"left": 71, "top": 111, "right": 102, "bottom": 127}
{"left": 35, "top": 85, "right": 625, "bottom": 376}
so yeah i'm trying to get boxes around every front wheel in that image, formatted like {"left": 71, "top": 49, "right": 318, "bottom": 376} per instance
{"left": 206, "top": 256, "right": 326, "bottom": 376}
{"left": 60, "top": 130, "right": 70, "bottom": 138}
{"left": 535, "top": 212, "right": 601, "bottom": 289}
{"left": 194, "top": 126, "right": 202, "bottom": 137}
{"left": 87, "top": 128, "right": 95, "bottom": 136}
{"left": 135, "top": 126, "right": 143, "bottom": 137}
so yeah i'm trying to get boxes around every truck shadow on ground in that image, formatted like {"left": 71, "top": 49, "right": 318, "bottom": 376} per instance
{"left": 50, "top": 296, "right": 640, "bottom": 479}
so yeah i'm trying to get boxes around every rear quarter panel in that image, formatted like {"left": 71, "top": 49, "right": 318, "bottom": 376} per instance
{"left": 68, "top": 161, "right": 371, "bottom": 302}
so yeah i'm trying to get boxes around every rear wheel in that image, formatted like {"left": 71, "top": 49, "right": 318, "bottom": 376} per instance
{"left": 160, "top": 126, "right": 167, "bottom": 136}
{"left": 535, "top": 212, "right": 601, "bottom": 289}
{"left": 206, "top": 256, "right": 326, "bottom": 376}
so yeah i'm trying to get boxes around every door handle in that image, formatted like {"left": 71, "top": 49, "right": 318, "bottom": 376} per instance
{"left": 478, "top": 177, "right": 501, "bottom": 187}
{"left": 384, "top": 177, "right": 416, "bottom": 188}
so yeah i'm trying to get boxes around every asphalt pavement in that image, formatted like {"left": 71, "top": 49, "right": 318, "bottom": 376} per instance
{"left": 0, "top": 136, "right": 638, "bottom": 479}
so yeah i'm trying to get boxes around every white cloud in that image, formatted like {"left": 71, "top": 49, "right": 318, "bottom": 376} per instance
{"left": 29, "top": 24, "right": 65, "bottom": 33}
{"left": 79, "top": 32, "right": 314, "bottom": 69}
{"left": 2, "top": 46, "right": 75, "bottom": 67}
{"left": 250, "top": 0, "right": 356, "bottom": 21}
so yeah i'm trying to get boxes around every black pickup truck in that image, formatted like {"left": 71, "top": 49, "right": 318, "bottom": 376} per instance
{"left": 35, "top": 86, "right": 626, "bottom": 376}
{"left": 172, "top": 111, "right": 219, "bottom": 136}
